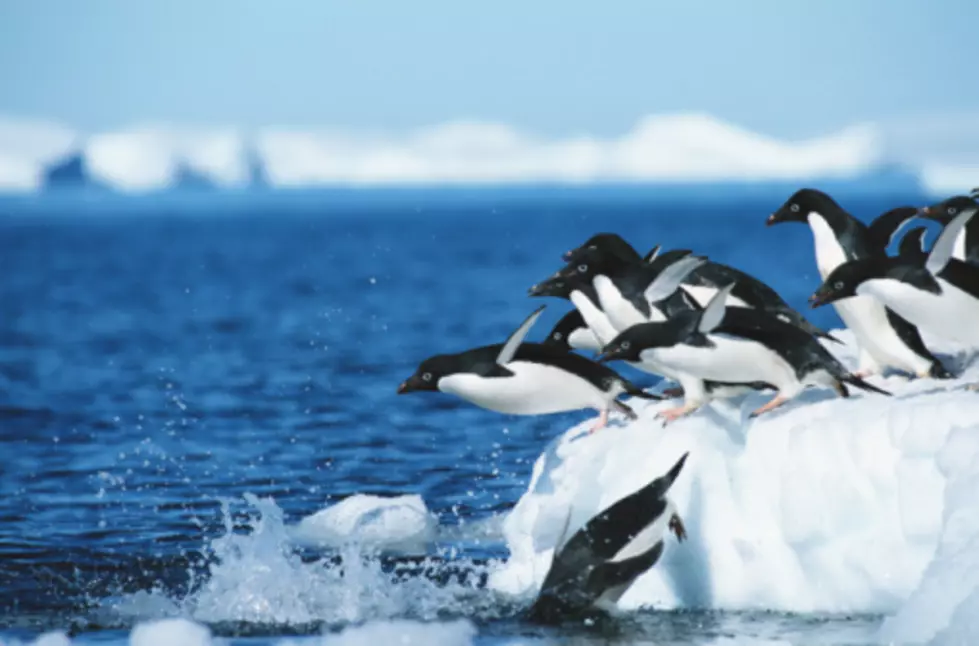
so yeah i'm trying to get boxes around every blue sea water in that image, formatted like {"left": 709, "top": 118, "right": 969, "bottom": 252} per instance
{"left": 0, "top": 185, "right": 930, "bottom": 645}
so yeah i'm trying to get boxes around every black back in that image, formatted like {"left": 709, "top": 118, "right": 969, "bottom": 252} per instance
{"left": 526, "top": 453, "right": 688, "bottom": 624}
{"left": 867, "top": 206, "right": 922, "bottom": 254}
{"left": 897, "top": 227, "right": 929, "bottom": 261}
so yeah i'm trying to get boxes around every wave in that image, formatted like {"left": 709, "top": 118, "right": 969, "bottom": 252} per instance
{"left": 0, "top": 112, "right": 941, "bottom": 195}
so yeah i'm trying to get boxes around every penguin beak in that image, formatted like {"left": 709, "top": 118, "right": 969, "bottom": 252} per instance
{"left": 396, "top": 380, "right": 410, "bottom": 394}
{"left": 918, "top": 205, "right": 933, "bottom": 217}
{"left": 594, "top": 350, "right": 614, "bottom": 363}
{"left": 808, "top": 291, "right": 829, "bottom": 309}
{"left": 765, "top": 212, "right": 779, "bottom": 226}
{"left": 561, "top": 249, "right": 575, "bottom": 262}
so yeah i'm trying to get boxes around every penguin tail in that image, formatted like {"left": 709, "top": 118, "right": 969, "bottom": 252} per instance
{"left": 929, "top": 361, "right": 955, "bottom": 380}
{"left": 842, "top": 374, "right": 892, "bottom": 397}
{"left": 613, "top": 400, "right": 639, "bottom": 421}
{"left": 622, "top": 380, "right": 666, "bottom": 401}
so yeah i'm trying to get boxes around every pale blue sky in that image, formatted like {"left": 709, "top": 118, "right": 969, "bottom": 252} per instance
{"left": 1, "top": 0, "right": 977, "bottom": 137}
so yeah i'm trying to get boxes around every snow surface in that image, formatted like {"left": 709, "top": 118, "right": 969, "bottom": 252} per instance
{"left": 486, "top": 328, "right": 979, "bottom": 644}
{"left": 0, "top": 113, "right": 886, "bottom": 193}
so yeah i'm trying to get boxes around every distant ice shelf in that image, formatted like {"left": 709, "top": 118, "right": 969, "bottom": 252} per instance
{"left": 486, "top": 328, "right": 979, "bottom": 645}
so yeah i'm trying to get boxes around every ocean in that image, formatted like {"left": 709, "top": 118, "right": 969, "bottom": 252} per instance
{"left": 0, "top": 185, "right": 930, "bottom": 645}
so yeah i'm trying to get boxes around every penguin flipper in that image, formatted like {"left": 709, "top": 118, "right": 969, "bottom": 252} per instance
{"left": 842, "top": 374, "right": 892, "bottom": 396}
{"left": 497, "top": 305, "right": 546, "bottom": 365}
{"left": 927, "top": 208, "right": 977, "bottom": 275}
{"left": 588, "top": 540, "right": 665, "bottom": 592}
{"left": 613, "top": 400, "right": 639, "bottom": 421}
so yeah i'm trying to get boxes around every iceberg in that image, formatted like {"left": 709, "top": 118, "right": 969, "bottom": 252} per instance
{"left": 488, "top": 328, "right": 979, "bottom": 643}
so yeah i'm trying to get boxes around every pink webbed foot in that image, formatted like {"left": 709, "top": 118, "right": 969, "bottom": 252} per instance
{"left": 749, "top": 395, "right": 788, "bottom": 418}
{"left": 588, "top": 408, "right": 610, "bottom": 434}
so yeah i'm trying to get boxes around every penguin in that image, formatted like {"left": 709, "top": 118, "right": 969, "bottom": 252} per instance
{"left": 542, "top": 308, "right": 602, "bottom": 353}
{"left": 527, "top": 272, "right": 625, "bottom": 352}
{"left": 564, "top": 232, "right": 839, "bottom": 343}
{"left": 597, "top": 283, "right": 891, "bottom": 421}
{"left": 397, "top": 305, "right": 662, "bottom": 432}
{"left": 526, "top": 452, "right": 690, "bottom": 625}
{"left": 767, "top": 188, "right": 951, "bottom": 380}
{"left": 810, "top": 208, "right": 979, "bottom": 361}
{"left": 918, "top": 194, "right": 979, "bottom": 266}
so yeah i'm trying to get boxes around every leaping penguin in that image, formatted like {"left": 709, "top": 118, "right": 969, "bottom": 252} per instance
{"left": 597, "top": 282, "right": 891, "bottom": 422}
{"left": 526, "top": 452, "right": 690, "bottom": 625}
{"left": 810, "top": 209, "right": 979, "bottom": 381}
{"left": 564, "top": 232, "right": 839, "bottom": 343}
{"left": 397, "top": 306, "right": 662, "bottom": 432}
{"left": 767, "top": 188, "right": 951, "bottom": 380}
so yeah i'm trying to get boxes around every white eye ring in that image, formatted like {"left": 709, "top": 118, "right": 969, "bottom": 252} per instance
{"left": 834, "top": 281, "right": 844, "bottom": 290}
{"left": 621, "top": 341, "right": 631, "bottom": 350}
{"left": 553, "top": 332, "right": 563, "bottom": 340}
{"left": 422, "top": 372, "right": 432, "bottom": 382}
{"left": 790, "top": 203, "right": 800, "bottom": 213}
{"left": 949, "top": 207, "right": 958, "bottom": 215}
{"left": 577, "top": 264, "right": 588, "bottom": 273}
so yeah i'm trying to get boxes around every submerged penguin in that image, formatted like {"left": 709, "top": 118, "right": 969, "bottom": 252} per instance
{"left": 918, "top": 194, "right": 979, "bottom": 266}
{"left": 597, "top": 282, "right": 891, "bottom": 421}
{"left": 526, "top": 452, "right": 690, "bottom": 625}
{"left": 564, "top": 232, "right": 838, "bottom": 343}
{"left": 767, "top": 188, "right": 950, "bottom": 380}
{"left": 397, "top": 305, "right": 662, "bottom": 432}
{"left": 810, "top": 208, "right": 979, "bottom": 367}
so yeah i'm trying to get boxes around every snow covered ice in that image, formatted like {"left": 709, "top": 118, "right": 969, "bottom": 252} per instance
{"left": 486, "top": 328, "right": 979, "bottom": 644}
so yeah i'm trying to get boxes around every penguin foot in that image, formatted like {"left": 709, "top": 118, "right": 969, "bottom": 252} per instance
{"left": 657, "top": 403, "right": 700, "bottom": 425}
{"left": 669, "top": 513, "right": 687, "bottom": 542}
{"left": 852, "top": 369, "right": 876, "bottom": 379}
{"left": 588, "top": 409, "right": 610, "bottom": 434}
{"left": 662, "top": 387, "right": 684, "bottom": 398}
{"left": 749, "top": 395, "right": 788, "bottom": 418}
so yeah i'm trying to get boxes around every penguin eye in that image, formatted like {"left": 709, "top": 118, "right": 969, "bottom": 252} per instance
{"left": 553, "top": 332, "right": 563, "bottom": 340}
{"left": 621, "top": 341, "right": 631, "bottom": 350}
{"left": 790, "top": 203, "right": 800, "bottom": 213}
{"left": 421, "top": 372, "right": 433, "bottom": 382}
{"left": 949, "top": 207, "right": 958, "bottom": 215}
{"left": 577, "top": 264, "right": 588, "bottom": 273}
{"left": 834, "top": 281, "right": 844, "bottom": 290}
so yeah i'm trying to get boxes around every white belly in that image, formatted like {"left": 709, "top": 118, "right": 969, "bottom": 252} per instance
{"left": 860, "top": 278, "right": 979, "bottom": 346}
{"left": 808, "top": 213, "right": 849, "bottom": 279}
{"left": 594, "top": 275, "right": 649, "bottom": 332}
{"left": 678, "top": 284, "right": 750, "bottom": 309}
{"left": 644, "top": 336, "right": 801, "bottom": 396}
{"left": 567, "top": 327, "right": 602, "bottom": 353}
{"left": 439, "top": 362, "right": 617, "bottom": 415}
{"left": 954, "top": 229, "right": 966, "bottom": 261}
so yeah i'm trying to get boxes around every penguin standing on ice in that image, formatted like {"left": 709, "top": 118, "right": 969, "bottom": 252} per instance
{"left": 397, "top": 306, "right": 662, "bottom": 432}
{"left": 767, "top": 188, "right": 951, "bottom": 380}
{"left": 810, "top": 209, "right": 979, "bottom": 379}
{"left": 526, "top": 452, "right": 690, "bottom": 625}
{"left": 918, "top": 194, "right": 979, "bottom": 266}
{"left": 597, "top": 281, "right": 891, "bottom": 421}
{"left": 563, "top": 232, "right": 839, "bottom": 343}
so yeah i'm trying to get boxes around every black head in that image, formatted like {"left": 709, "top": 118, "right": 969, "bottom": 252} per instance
{"left": 920, "top": 195, "right": 979, "bottom": 225}
{"left": 768, "top": 188, "right": 842, "bottom": 226}
{"left": 541, "top": 309, "right": 586, "bottom": 351}
{"left": 808, "top": 259, "right": 884, "bottom": 308}
{"left": 595, "top": 324, "right": 670, "bottom": 363}
{"left": 563, "top": 232, "right": 641, "bottom": 264}
{"left": 549, "top": 246, "right": 614, "bottom": 284}
{"left": 397, "top": 354, "right": 458, "bottom": 394}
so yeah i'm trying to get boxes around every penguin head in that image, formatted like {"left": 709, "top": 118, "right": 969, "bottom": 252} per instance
{"left": 920, "top": 195, "right": 979, "bottom": 225}
{"left": 528, "top": 276, "right": 574, "bottom": 299}
{"left": 768, "top": 188, "right": 839, "bottom": 226}
{"left": 595, "top": 324, "right": 669, "bottom": 363}
{"left": 541, "top": 310, "right": 586, "bottom": 352}
{"left": 809, "top": 259, "right": 881, "bottom": 308}
{"left": 563, "top": 232, "right": 640, "bottom": 264}
{"left": 397, "top": 354, "right": 457, "bottom": 394}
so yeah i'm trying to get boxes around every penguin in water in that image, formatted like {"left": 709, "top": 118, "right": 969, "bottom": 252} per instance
{"left": 397, "top": 305, "right": 663, "bottom": 432}
{"left": 597, "top": 282, "right": 891, "bottom": 421}
{"left": 917, "top": 194, "right": 979, "bottom": 266}
{"left": 564, "top": 232, "right": 839, "bottom": 343}
{"left": 525, "top": 452, "right": 690, "bottom": 625}
{"left": 810, "top": 209, "right": 979, "bottom": 380}
{"left": 767, "top": 188, "right": 951, "bottom": 380}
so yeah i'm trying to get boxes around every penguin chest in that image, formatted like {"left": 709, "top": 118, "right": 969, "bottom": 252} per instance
{"left": 807, "top": 213, "right": 849, "bottom": 279}
{"left": 954, "top": 229, "right": 967, "bottom": 262}
{"left": 438, "top": 362, "right": 614, "bottom": 415}
{"left": 645, "top": 336, "right": 796, "bottom": 390}
{"left": 861, "top": 278, "right": 979, "bottom": 345}
{"left": 593, "top": 276, "right": 649, "bottom": 332}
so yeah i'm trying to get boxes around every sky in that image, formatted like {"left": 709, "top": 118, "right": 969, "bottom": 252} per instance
{"left": 1, "top": 0, "right": 978, "bottom": 139}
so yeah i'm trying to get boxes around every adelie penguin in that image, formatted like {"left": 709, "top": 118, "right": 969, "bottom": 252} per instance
{"left": 811, "top": 208, "right": 979, "bottom": 386}
{"left": 526, "top": 452, "right": 690, "bottom": 625}
{"left": 397, "top": 305, "right": 662, "bottom": 432}
{"left": 597, "top": 280, "right": 892, "bottom": 421}
{"left": 918, "top": 194, "right": 979, "bottom": 266}
{"left": 767, "top": 188, "right": 951, "bottom": 380}
{"left": 564, "top": 232, "right": 840, "bottom": 343}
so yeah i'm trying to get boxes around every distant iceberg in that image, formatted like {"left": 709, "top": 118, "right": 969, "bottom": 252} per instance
{"left": 488, "top": 328, "right": 979, "bottom": 644}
